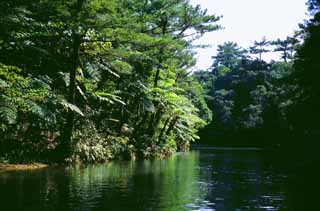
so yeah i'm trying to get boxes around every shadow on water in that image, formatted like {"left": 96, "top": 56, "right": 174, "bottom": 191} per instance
{"left": 0, "top": 147, "right": 317, "bottom": 211}
{"left": 0, "top": 152, "right": 202, "bottom": 211}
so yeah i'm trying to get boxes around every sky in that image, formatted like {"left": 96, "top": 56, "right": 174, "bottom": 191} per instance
{"left": 189, "top": 0, "right": 309, "bottom": 70}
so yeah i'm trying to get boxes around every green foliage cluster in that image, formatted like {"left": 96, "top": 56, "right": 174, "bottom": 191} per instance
{"left": 191, "top": 0, "right": 320, "bottom": 155}
{"left": 288, "top": 0, "right": 320, "bottom": 144}
{"left": 195, "top": 0, "right": 320, "bottom": 149}
{"left": 195, "top": 39, "right": 298, "bottom": 146}
{"left": 0, "top": 0, "right": 220, "bottom": 163}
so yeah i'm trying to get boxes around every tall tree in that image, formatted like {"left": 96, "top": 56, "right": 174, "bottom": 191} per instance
{"left": 272, "top": 36, "right": 299, "bottom": 62}
{"left": 249, "top": 37, "right": 270, "bottom": 61}
{"left": 290, "top": 0, "right": 320, "bottom": 135}
{"left": 0, "top": 0, "right": 220, "bottom": 162}
{"left": 212, "top": 42, "right": 247, "bottom": 69}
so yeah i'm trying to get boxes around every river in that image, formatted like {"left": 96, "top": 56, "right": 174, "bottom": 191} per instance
{"left": 0, "top": 147, "right": 314, "bottom": 210}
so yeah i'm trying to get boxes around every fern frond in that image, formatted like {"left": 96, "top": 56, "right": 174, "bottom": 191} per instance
{"left": 0, "top": 106, "right": 17, "bottom": 124}
{"left": 60, "top": 100, "right": 84, "bottom": 116}
{"left": 94, "top": 92, "right": 126, "bottom": 105}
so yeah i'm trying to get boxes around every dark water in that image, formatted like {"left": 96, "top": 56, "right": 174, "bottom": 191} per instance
{"left": 0, "top": 147, "right": 314, "bottom": 211}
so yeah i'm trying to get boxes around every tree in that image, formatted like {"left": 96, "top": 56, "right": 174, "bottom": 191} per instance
{"left": 249, "top": 37, "right": 270, "bottom": 61}
{"left": 272, "top": 36, "right": 299, "bottom": 62}
{"left": 212, "top": 42, "right": 248, "bottom": 69}
{"left": 0, "top": 0, "right": 220, "bottom": 162}
{"left": 119, "top": 0, "right": 221, "bottom": 154}
{"left": 196, "top": 40, "right": 295, "bottom": 146}
{"left": 289, "top": 0, "right": 320, "bottom": 136}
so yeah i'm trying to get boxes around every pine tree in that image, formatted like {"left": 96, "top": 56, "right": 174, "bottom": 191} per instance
{"left": 212, "top": 42, "right": 248, "bottom": 69}
{"left": 249, "top": 37, "right": 270, "bottom": 61}
{"left": 272, "top": 36, "right": 299, "bottom": 62}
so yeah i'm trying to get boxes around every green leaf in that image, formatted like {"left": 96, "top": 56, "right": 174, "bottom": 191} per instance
{"left": 94, "top": 92, "right": 126, "bottom": 105}
{"left": 0, "top": 106, "right": 17, "bottom": 124}
{"left": 60, "top": 100, "right": 84, "bottom": 116}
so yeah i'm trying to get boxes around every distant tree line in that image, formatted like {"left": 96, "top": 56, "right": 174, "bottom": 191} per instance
{"left": 194, "top": 39, "right": 297, "bottom": 146}
{"left": 195, "top": 0, "right": 320, "bottom": 154}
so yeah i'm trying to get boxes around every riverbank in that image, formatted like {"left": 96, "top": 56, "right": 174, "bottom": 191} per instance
{"left": 0, "top": 163, "right": 48, "bottom": 172}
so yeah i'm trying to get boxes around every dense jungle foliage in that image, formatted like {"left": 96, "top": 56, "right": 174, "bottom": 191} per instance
{"left": 196, "top": 0, "right": 320, "bottom": 160}
{"left": 0, "top": 0, "right": 219, "bottom": 163}
{"left": 195, "top": 39, "right": 298, "bottom": 146}
{"left": 1, "top": 0, "right": 320, "bottom": 165}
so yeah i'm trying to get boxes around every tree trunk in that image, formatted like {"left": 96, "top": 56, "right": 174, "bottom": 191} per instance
{"left": 153, "top": 16, "right": 167, "bottom": 87}
{"left": 154, "top": 48, "right": 163, "bottom": 87}
{"left": 166, "top": 116, "right": 179, "bottom": 136}
{"left": 158, "top": 116, "right": 171, "bottom": 141}
{"left": 147, "top": 105, "right": 163, "bottom": 136}
{"left": 60, "top": 33, "right": 81, "bottom": 160}
{"left": 259, "top": 52, "right": 262, "bottom": 61}
{"left": 284, "top": 49, "right": 288, "bottom": 63}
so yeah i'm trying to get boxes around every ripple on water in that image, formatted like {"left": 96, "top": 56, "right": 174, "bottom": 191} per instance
{"left": 0, "top": 148, "right": 295, "bottom": 211}
{"left": 215, "top": 197, "right": 224, "bottom": 201}
{"left": 257, "top": 206, "right": 277, "bottom": 211}
{"left": 185, "top": 203, "right": 201, "bottom": 209}
{"left": 185, "top": 198, "right": 216, "bottom": 211}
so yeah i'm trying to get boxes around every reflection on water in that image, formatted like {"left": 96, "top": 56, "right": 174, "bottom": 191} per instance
{"left": 0, "top": 148, "right": 306, "bottom": 211}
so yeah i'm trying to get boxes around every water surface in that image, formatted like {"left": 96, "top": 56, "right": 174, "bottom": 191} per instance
{"left": 0, "top": 147, "right": 307, "bottom": 210}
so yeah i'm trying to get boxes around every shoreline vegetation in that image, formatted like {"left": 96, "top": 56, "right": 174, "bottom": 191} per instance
{"left": 0, "top": 163, "right": 48, "bottom": 172}
{"left": 0, "top": 0, "right": 219, "bottom": 163}
{"left": 1, "top": 0, "right": 320, "bottom": 165}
